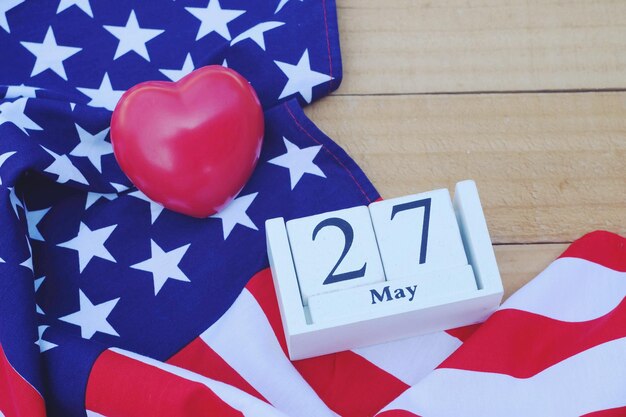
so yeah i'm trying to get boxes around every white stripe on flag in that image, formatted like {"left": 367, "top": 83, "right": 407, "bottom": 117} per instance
{"left": 502, "top": 257, "right": 626, "bottom": 321}
{"left": 381, "top": 337, "right": 626, "bottom": 417}
{"left": 200, "top": 289, "right": 337, "bottom": 417}
{"left": 353, "top": 331, "right": 462, "bottom": 386}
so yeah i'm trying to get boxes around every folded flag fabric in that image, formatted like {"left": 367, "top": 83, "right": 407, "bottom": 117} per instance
{"left": 379, "top": 231, "right": 626, "bottom": 417}
{"left": 0, "top": 1, "right": 349, "bottom": 415}
{"left": 83, "top": 232, "right": 625, "bottom": 417}
{"left": 1, "top": 1, "right": 625, "bottom": 417}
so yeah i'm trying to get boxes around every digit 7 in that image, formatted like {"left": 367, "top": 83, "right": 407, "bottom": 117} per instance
{"left": 390, "top": 198, "right": 432, "bottom": 264}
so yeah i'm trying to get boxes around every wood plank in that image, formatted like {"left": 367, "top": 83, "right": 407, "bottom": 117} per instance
{"left": 494, "top": 243, "right": 566, "bottom": 300}
{"left": 305, "top": 92, "right": 626, "bottom": 243}
{"left": 336, "top": 0, "right": 626, "bottom": 94}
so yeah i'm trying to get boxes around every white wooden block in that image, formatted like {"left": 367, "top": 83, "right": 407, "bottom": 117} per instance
{"left": 369, "top": 188, "right": 468, "bottom": 281}
{"left": 286, "top": 206, "right": 385, "bottom": 305}
{"left": 453, "top": 180, "right": 503, "bottom": 293}
{"left": 265, "top": 217, "right": 308, "bottom": 334}
{"left": 266, "top": 180, "right": 504, "bottom": 360}
{"left": 308, "top": 265, "right": 477, "bottom": 324}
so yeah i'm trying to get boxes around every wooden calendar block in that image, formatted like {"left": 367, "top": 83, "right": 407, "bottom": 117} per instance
{"left": 286, "top": 206, "right": 385, "bottom": 305}
{"left": 266, "top": 180, "right": 504, "bottom": 360}
{"left": 368, "top": 188, "right": 468, "bottom": 281}
{"left": 308, "top": 265, "right": 477, "bottom": 324}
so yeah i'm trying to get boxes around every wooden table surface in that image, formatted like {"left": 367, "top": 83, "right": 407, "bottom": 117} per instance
{"left": 305, "top": 0, "right": 626, "bottom": 300}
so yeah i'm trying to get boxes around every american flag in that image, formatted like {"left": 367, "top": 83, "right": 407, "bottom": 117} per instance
{"left": 0, "top": 1, "right": 625, "bottom": 416}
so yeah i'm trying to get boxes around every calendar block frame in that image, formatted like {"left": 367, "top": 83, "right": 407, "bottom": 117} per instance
{"left": 266, "top": 180, "right": 504, "bottom": 360}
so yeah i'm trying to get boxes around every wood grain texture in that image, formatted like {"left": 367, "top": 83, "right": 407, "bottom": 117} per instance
{"left": 308, "top": 1, "right": 626, "bottom": 296}
{"left": 305, "top": 92, "right": 626, "bottom": 243}
{"left": 494, "top": 244, "right": 566, "bottom": 300}
{"left": 336, "top": 0, "right": 626, "bottom": 94}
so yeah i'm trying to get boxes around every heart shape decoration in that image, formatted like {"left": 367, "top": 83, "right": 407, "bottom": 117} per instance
{"left": 111, "top": 66, "right": 264, "bottom": 218}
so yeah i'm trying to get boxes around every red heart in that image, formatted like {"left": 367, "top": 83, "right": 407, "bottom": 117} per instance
{"left": 111, "top": 66, "right": 264, "bottom": 218}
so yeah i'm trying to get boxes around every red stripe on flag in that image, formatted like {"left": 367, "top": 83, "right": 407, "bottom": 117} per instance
{"left": 0, "top": 344, "right": 46, "bottom": 417}
{"left": 247, "top": 268, "right": 410, "bottom": 417}
{"left": 376, "top": 411, "right": 420, "bottom": 417}
{"left": 86, "top": 349, "right": 243, "bottom": 417}
{"left": 293, "top": 353, "right": 410, "bottom": 417}
{"left": 438, "top": 297, "right": 626, "bottom": 378}
{"left": 581, "top": 406, "right": 626, "bottom": 416}
{"left": 445, "top": 323, "right": 481, "bottom": 342}
{"left": 167, "top": 337, "right": 267, "bottom": 403}
{"left": 559, "top": 231, "right": 626, "bottom": 272}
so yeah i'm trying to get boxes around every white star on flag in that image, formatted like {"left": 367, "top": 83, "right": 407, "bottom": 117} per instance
{"left": 5, "top": 84, "right": 40, "bottom": 99}
{"left": 275, "top": 0, "right": 302, "bottom": 14}
{"left": 59, "top": 290, "right": 120, "bottom": 339}
{"left": 34, "top": 276, "right": 45, "bottom": 314}
{"left": 34, "top": 276, "right": 45, "bottom": 292}
{"left": 57, "top": 0, "right": 93, "bottom": 18}
{"left": 20, "top": 26, "right": 81, "bottom": 80}
{"left": 0, "top": 0, "right": 25, "bottom": 33}
{"left": 129, "top": 190, "right": 165, "bottom": 224}
{"left": 131, "top": 240, "right": 191, "bottom": 295}
{"left": 25, "top": 206, "right": 50, "bottom": 241}
{"left": 0, "top": 97, "right": 42, "bottom": 135}
{"left": 35, "top": 325, "right": 57, "bottom": 353}
{"left": 41, "top": 146, "right": 89, "bottom": 185}
{"left": 210, "top": 192, "right": 258, "bottom": 239}
{"left": 57, "top": 222, "right": 117, "bottom": 273}
{"left": 8, "top": 186, "right": 23, "bottom": 218}
{"left": 268, "top": 137, "right": 325, "bottom": 189}
{"left": 104, "top": 10, "right": 164, "bottom": 61}
{"left": 274, "top": 49, "right": 332, "bottom": 103}
{"left": 231, "top": 21, "right": 284, "bottom": 51}
{"left": 85, "top": 192, "right": 116, "bottom": 209}
{"left": 159, "top": 53, "right": 194, "bottom": 82}
{"left": 186, "top": 0, "right": 245, "bottom": 41}
{"left": 21, "top": 256, "right": 32, "bottom": 269}
{"left": 21, "top": 236, "right": 33, "bottom": 271}
{"left": 0, "top": 151, "right": 17, "bottom": 185}
{"left": 110, "top": 182, "right": 129, "bottom": 192}
{"left": 77, "top": 73, "right": 125, "bottom": 111}
{"left": 69, "top": 124, "right": 112, "bottom": 173}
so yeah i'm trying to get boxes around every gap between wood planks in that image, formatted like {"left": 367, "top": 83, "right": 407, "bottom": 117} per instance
{"left": 305, "top": 91, "right": 625, "bottom": 297}
{"left": 305, "top": 91, "right": 626, "bottom": 244}
{"left": 335, "top": 0, "right": 626, "bottom": 95}
{"left": 332, "top": 88, "right": 626, "bottom": 97}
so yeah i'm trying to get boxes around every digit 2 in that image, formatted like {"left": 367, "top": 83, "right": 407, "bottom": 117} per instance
{"left": 390, "top": 198, "right": 431, "bottom": 264}
{"left": 312, "top": 217, "right": 367, "bottom": 285}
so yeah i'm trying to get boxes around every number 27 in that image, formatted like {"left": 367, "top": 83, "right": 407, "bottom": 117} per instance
{"left": 313, "top": 197, "right": 432, "bottom": 286}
